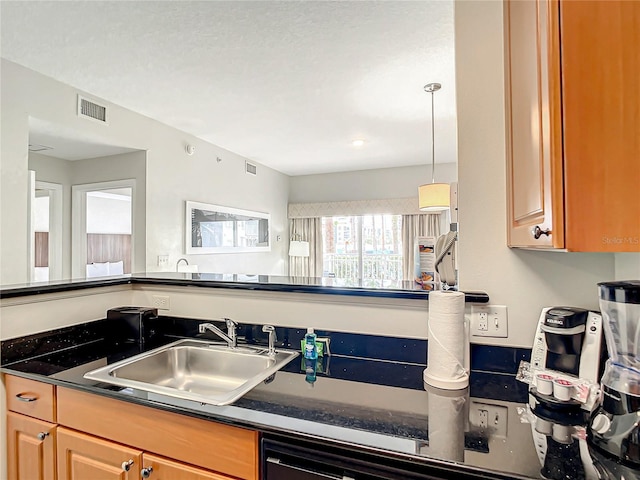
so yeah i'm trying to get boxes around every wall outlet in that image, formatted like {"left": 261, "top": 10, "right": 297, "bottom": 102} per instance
{"left": 478, "top": 312, "right": 488, "bottom": 331}
{"left": 470, "top": 401, "right": 508, "bottom": 437}
{"left": 152, "top": 295, "right": 170, "bottom": 310}
{"left": 157, "top": 255, "right": 169, "bottom": 267}
{"left": 470, "top": 304, "right": 508, "bottom": 337}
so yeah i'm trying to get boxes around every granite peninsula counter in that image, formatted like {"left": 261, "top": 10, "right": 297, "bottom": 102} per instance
{"left": 0, "top": 272, "right": 490, "bottom": 302}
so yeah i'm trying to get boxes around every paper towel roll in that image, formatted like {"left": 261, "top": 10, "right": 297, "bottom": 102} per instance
{"left": 424, "top": 290, "right": 469, "bottom": 390}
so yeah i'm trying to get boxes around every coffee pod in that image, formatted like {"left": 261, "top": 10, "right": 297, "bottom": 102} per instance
{"left": 536, "top": 373, "right": 554, "bottom": 396}
{"left": 553, "top": 378, "right": 574, "bottom": 401}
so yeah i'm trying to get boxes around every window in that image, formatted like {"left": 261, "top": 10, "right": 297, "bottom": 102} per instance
{"left": 321, "top": 215, "right": 403, "bottom": 285}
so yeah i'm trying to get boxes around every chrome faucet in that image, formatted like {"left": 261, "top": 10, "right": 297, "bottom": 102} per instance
{"left": 262, "top": 325, "right": 277, "bottom": 356}
{"left": 198, "top": 318, "right": 238, "bottom": 348}
{"left": 176, "top": 258, "right": 189, "bottom": 271}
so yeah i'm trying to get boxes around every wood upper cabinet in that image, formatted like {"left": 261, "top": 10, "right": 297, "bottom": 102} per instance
{"left": 505, "top": 0, "right": 640, "bottom": 251}
{"left": 57, "top": 428, "right": 142, "bottom": 480}
{"left": 7, "top": 412, "right": 56, "bottom": 480}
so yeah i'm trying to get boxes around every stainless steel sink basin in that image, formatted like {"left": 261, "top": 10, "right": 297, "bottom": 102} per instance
{"left": 83, "top": 339, "right": 299, "bottom": 405}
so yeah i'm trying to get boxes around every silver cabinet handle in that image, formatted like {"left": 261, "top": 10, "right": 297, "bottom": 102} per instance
{"left": 37, "top": 432, "right": 49, "bottom": 441}
{"left": 121, "top": 460, "right": 133, "bottom": 472}
{"left": 532, "top": 225, "right": 552, "bottom": 239}
{"left": 15, "top": 393, "right": 38, "bottom": 402}
{"left": 141, "top": 467, "right": 153, "bottom": 478}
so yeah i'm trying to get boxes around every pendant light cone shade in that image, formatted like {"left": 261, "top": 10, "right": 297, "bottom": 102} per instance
{"left": 419, "top": 183, "right": 450, "bottom": 211}
{"left": 419, "top": 82, "right": 450, "bottom": 212}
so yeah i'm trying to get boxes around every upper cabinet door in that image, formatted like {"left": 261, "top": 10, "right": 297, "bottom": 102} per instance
{"left": 505, "top": 0, "right": 640, "bottom": 252}
{"left": 560, "top": 1, "right": 640, "bottom": 252}
{"left": 505, "top": 0, "right": 563, "bottom": 248}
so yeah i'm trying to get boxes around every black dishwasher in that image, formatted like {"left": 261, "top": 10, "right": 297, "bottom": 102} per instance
{"left": 262, "top": 436, "right": 504, "bottom": 480}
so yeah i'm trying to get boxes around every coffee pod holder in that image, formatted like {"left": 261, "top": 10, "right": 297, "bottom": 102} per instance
{"left": 517, "top": 361, "right": 601, "bottom": 412}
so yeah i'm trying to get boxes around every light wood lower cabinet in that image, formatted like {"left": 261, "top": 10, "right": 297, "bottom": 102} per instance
{"left": 141, "top": 454, "right": 234, "bottom": 480}
{"left": 56, "top": 387, "right": 259, "bottom": 479}
{"left": 6, "top": 412, "right": 57, "bottom": 480}
{"left": 57, "top": 428, "right": 142, "bottom": 480}
{"left": 4, "top": 374, "right": 259, "bottom": 480}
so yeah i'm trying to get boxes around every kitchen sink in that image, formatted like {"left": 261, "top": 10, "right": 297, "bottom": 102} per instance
{"left": 83, "top": 339, "right": 299, "bottom": 405}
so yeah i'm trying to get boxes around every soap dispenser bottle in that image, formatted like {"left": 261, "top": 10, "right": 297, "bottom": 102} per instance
{"left": 304, "top": 328, "right": 318, "bottom": 360}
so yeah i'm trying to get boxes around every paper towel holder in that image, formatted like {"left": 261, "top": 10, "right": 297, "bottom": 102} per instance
{"left": 423, "top": 291, "right": 470, "bottom": 390}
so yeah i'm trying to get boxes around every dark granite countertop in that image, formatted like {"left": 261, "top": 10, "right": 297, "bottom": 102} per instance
{"left": 0, "top": 272, "right": 490, "bottom": 302}
{"left": 2, "top": 318, "right": 623, "bottom": 480}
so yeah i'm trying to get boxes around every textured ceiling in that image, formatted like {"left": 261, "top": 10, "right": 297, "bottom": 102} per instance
{"left": 1, "top": 1, "right": 456, "bottom": 176}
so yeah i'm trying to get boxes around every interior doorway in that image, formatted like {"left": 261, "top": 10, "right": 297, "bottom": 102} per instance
{"left": 28, "top": 171, "right": 64, "bottom": 282}
{"left": 72, "top": 179, "right": 135, "bottom": 279}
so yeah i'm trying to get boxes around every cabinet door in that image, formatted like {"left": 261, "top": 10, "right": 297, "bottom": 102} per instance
{"left": 140, "top": 453, "right": 233, "bottom": 480}
{"left": 7, "top": 412, "right": 56, "bottom": 480}
{"left": 560, "top": 0, "right": 640, "bottom": 251}
{"left": 57, "top": 427, "right": 142, "bottom": 480}
{"left": 505, "top": 0, "right": 564, "bottom": 248}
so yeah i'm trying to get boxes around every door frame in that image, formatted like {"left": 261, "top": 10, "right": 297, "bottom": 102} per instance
{"left": 34, "top": 180, "right": 64, "bottom": 281}
{"left": 71, "top": 179, "right": 136, "bottom": 279}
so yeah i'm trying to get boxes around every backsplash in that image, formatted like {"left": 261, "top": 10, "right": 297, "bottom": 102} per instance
{"left": 1, "top": 315, "right": 531, "bottom": 374}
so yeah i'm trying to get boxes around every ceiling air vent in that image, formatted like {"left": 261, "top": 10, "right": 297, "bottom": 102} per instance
{"left": 28, "top": 143, "right": 53, "bottom": 152}
{"left": 77, "top": 95, "right": 108, "bottom": 124}
{"left": 245, "top": 161, "right": 257, "bottom": 176}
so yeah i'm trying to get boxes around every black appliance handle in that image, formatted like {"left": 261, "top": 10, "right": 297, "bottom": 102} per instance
{"left": 266, "top": 456, "right": 353, "bottom": 480}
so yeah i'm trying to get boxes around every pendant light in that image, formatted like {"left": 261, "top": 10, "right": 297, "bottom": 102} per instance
{"left": 418, "top": 82, "right": 450, "bottom": 212}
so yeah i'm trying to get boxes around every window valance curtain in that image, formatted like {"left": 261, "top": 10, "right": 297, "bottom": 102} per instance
{"left": 288, "top": 197, "right": 425, "bottom": 219}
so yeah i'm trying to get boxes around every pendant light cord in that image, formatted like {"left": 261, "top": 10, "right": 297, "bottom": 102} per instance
{"left": 430, "top": 90, "right": 435, "bottom": 184}
{"left": 424, "top": 82, "right": 441, "bottom": 184}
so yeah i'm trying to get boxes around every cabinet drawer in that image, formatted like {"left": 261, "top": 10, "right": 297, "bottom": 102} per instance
{"left": 5, "top": 375, "right": 56, "bottom": 422}
{"left": 57, "top": 387, "right": 259, "bottom": 480}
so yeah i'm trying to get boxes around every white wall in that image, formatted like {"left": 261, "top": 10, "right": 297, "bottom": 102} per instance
{"left": 0, "top": 59, "right": 290, "bottom": 283}
{"left": 33, "top": 195, "right": 50, "bottom": 232}
{"left": 289, "top": 163, "right": 457, "bottom": 203}
{"left": 86, "top": 194, "right": 132, "bottom": 234}
{"left": 454, "top": 0, "right": 615, "bottom": 347}
{"left": 615, "top": 253, "right": 640, "bottom": 280}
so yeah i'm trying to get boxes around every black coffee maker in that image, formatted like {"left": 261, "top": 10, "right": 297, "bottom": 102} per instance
{"left": 529, "top": 307, "right": 605, "bottom": 417}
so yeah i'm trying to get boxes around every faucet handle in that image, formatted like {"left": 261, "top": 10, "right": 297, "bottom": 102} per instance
{"left": 224, "top": 318, "right": 238, "bottom": 330}
{"left": 262, "top": 324, "right": 276, "bottom": 336}
{"left": 262, "top": 325, "right": 277, "bottom": 355}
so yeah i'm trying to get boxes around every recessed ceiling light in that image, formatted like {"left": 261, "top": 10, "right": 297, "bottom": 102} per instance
{"left": 352, "top": 139, "right": 365, "bottom": 147}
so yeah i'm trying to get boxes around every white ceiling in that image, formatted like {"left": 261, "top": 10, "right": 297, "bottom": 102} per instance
{"left": 1, "top": 1, "right": 457, "bottom": 176}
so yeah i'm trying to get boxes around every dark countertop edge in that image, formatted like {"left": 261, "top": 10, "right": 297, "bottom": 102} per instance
{"left": 0, "top": 276, "right": 490, "bottom": 303}
{"left": 0, "top": 368, "right": 529, "bottom": 480}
